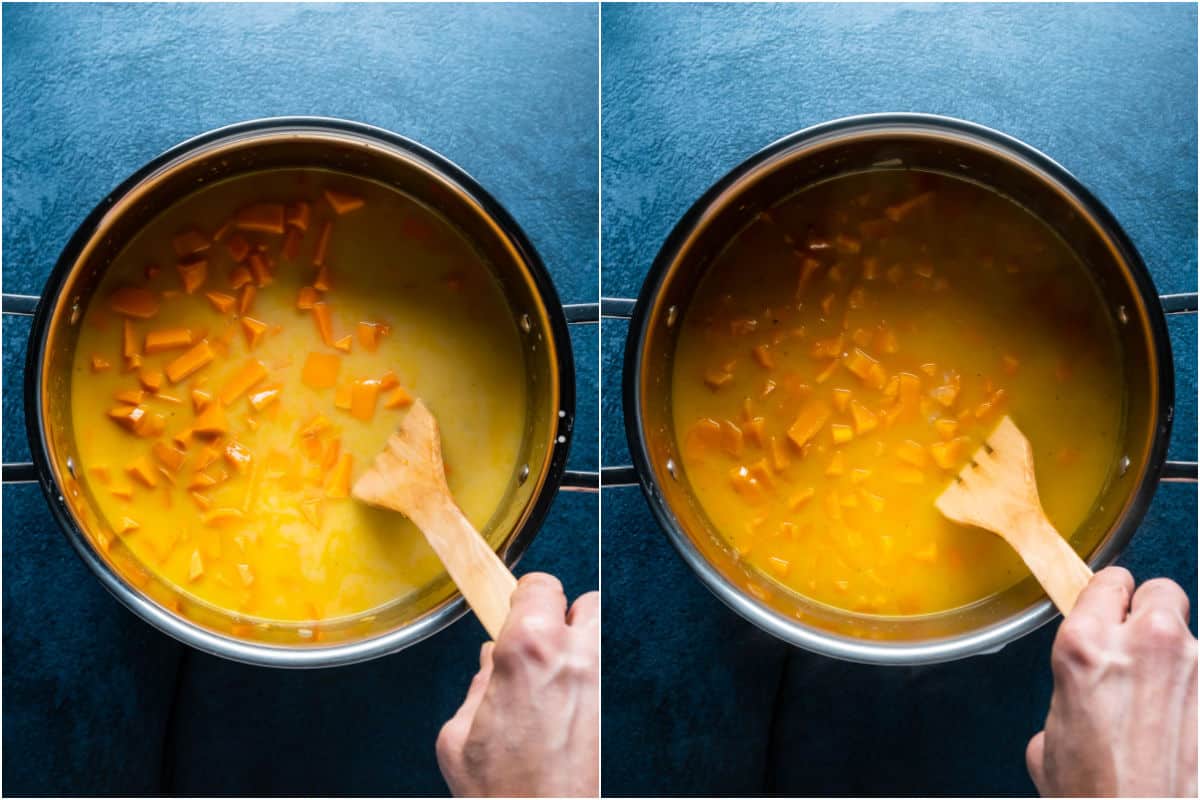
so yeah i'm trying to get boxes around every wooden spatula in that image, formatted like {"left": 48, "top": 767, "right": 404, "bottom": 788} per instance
{"left": 352, "top": 399, "right": 517, "bottom": 639}
{"left": 935, "top": 415, "right": 1093, "bottom": 614}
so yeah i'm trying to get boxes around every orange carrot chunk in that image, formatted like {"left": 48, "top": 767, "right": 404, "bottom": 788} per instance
{"left": 240, "top": 316, "right": 269, "bottom": 349}
{"left": 282, "top": 228, "right": 302, "bottom": 261}
{"left": 234, "top": 203, "right": 286, "bottom": 234}
{"left": 152, "top": 441, "right": 186, "bottom": 473}
{"left": 787, "top": 400, "right": 831, "bottom": 449}
{"left": 114, "top": 388, "right": 145, "bottom": 406}
{"left": 313, "top": 263, "right": 332, "bottom": 292}
{"left": 122, "top": 320, "right": 139, "bottom": 359}
{"left": 144, "top": 327, "right": 194, "bottom": 354}
{"left": 379, "top": 370, "right": 400, "bottom": 390}
{"left": 312, "top": 302, "right": 334, "bottom": 346}
{"left": 313, "top": 221, "right": 332, "bottom": 266}
{"left": 138, "top": 368, "right": 164, "bottom": 392}
{"left": 296, "top": 286, "right": 319, "bottom": 310}
{"left": 218, "top": 359, "right": 268, "bottom": 406}
{"left": 127, "top": 456, "right": 158, "bottom": 488}
{"left": 357, "top": 322, "right": 380, "bottom": 351}
{"left": 223, "top": 441, "right": 253, "bottom": 473}
{"left": 108, "top": 405, "right": 146, "bottom": 431}
{"left": 324, "top": 189, "right": 364, "bottom": 215}
{"left": 91, "top": 355, "right": 112, "bottom": 372}
{"left": 384, "top": 386, "right": 414, "bottom": 409}
{"left": 334, "top": 383, "right": 353, "bottom": 410}
{"left": 325, "top": 453, "right": 354, "bottom": 498}
{"left": 165, "top": 340, "right": 215, "bottom": 383}
{"left": 333, "top": 335, "right": 352, "bottom": 353}
{"left": 172, "top": 229, "right": 210, "bottom": 257}
{"left": 238, "top": 284, "right": 257, "bottom": 316}
{"left": 177, "top": 258, "right": 207, "bottom": 294}
{"left": 205, "top": 291, "right": 236, "bottom": 313}
{"left": 350, "top": 379, "right": 381, "bottom": 421}
{"left": 134, "top": 410, "right": 167, "bottom": 438}
{"left": 110, "top": 287, "right": 160, "bottom": 319}
{"left": 301, "top": 352, "right": 340, "bottom": 389}
{"left": 226, "top": 233, "right": 252, "bottom": 263}
{"left": 229, "top": 265, "right": 253, "bottom": 290}
{"left": 248, "top": 387, "right": 280, "bottom": 411}
{"left": 285, "top": 201, "right": 311, "bottom": 231}
{"left": 193, "top": 403, "right": 228, "bottom": 437}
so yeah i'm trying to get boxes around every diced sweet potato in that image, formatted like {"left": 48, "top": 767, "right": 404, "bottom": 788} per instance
{"left": 218, "top": 359, "right": 267, "bottom": 406}
{"left": 752, "top": 344, "right": 774, "bottom": 369}
{"left": 240, "top": 316, "right": 269, "bottom": 349}
{"left": 134, "top": 410, "right": 166, "bottom": 438}
{"left": 831, "top": 387, "right": 851, "bottom": 412}
{"left": 357, "top": 321, "right": 381, "bottom": 351}
{"left": 247, "top": 253, "right": 272, "bottom": 288}
{"left": 193, "top": 403, "right": 229, "bottom": 437}
{"left": 325, "top": 453, "right": 353, "bottom": 498}
{"left": 350, "top": 379, "right": 381, "bottom": 421}
{"left": 202, "top": 507, "right": 245, "bottom": 527}
{"left": 333, "top": 334, "right": 352, "bottom": 353}
{"left": 177, "top": 258, "right": 207, "bottom": 294}
{"left": 299, "top": 500, "right": 322, "bottom": 528}
{"left": 720, "top": 420, "right": 744, "bottom": 457}
{"left": 301, "top": 352, "right": 340, "bottom": 389}
{"left": 825, "top": 451, "right": 846, "bottom": 476}
{"left": 313, "top": 221, "right": 332, "bottom": 266}
{"left": 165, "top": 340, "right": 215, "bottom": 383}
{"left": 296, "top": 286, "right": 319, "bottom": 310}
{"left": 324, "top": 189, "right": 364, "bottom": 215}
{"left": 127, "top": 456, "right": 158, "bottom": 488}
{"left": 884, "top": 191, "right": 934, "bottom": 222}
{"left": 193, "top": 445, "right": 221, "bottom": 470}
{"left": 205, "top": 291, "right": 236, "bottom": 313}
{"left": 236, "top": 284, "right": 256, "bottom": 317}
{"left": 768, "top": 436, "right": 790, "bottom": 471}
{"left": 787, "top": 400, "right": 830, "bottom": 449}
{"left": 929, "top": 437, "right": 967, "bottom": 470}
{"left": 379, "top": 370, "right": 400, "bottom": 390}
{"left": 108, "top": 404, "right": 146, "bottom": 432}
{"left": 234, "top": 203, "right": 286, "bottom": 234}
{"left": 144, "top": 327, "right": 193, "bottom": 354}
{"left": 110, "top": 287, "right": 160, "bottom": 319}
{"left": 933, "top": 418, "right": 958, "bottom": 440}
{"left": 226, "top": 233, "right": 252, "bottom": 263}
{"left": 299, "top": 414, "right": 333, "bottom": 438}
{"left": 729, "top": 464, "right": 767, "bottom": 503}
{"left": 248, "top": 387, "right": 280, "bottom": 411}
{"left": 788, "top": 487, "right": 815, "bottom": 510}
{"left": 229, "top": 265, "right": 253, "bottom": 290}
{"left": 312, "top": 302, "right": 334, "bottom": 346}
{"left": 285, "top": 201, "right": 311, "bottom": 231}
{"left": 895, "top": 439, "right": 928, "bottom": 468}
{"left": 114, "top": 388, "right": 144, "bottom": 406}
{"left": 115, "top": 517, "right": 140, "bottom": 534}
{"left": 849, "top": 400, "right": 878, "bottom": 434}
{"left": 931, "top": 383, "right": 959, "bottom": 408}
{"left": 223, "top": 441, "right": 253, "bottom": 473}
{"left": 91, "top": 355, "right": 112, "bottom": 372}
{"left": 313, "top": 263, "right": 333, "bottom": 293}
{"left": 172, "top": 229, "right": 210, "bottom": 258}
{"left": 282, "top": 228, "right": 302, "bottom": 261}
{"left": 122, "top": 320, "right": 139, "bottom": 360}
{"left": 334, "top": 383, "right": 353, "bottom": 410}
{"left": 190, "top": 491, "right": 212, "bottom": 510}
{"left": 384, "top": 386, "right": 413, "bottom": 409}
{"left": 152, "top": 441, "right": 185, "bottom": 473}
{"left": 831, "top": 423, "right": 854, "bottom": 444}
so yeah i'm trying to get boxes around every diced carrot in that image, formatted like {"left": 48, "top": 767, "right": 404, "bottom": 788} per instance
{"left": 849, "top": 400, "right": 878, "bottom": 434}
{"left": 122, "top": 320, "right": 139, "bottom": 360}
{"left": 203, "top": 507, "right": 246, "bottom": 528}
{"left": 229, "top": 265, "right": 252, "bottom": 290}
{"left": 716, "top": 419, "right": 743, "bottom": 457}
{"left": 300, "top": 435, "right": 324, "bottom": 461}
{"left": 301, "top": 352, "right": 340, "bottom": 389}
{"left": 325, "top": 453, "right": 354, "bottom": 498}
{"left": 296, "top": 286, "right": 319, "bottom": 310}
{"left": 843, "top": 348, "right": 886, "bottom": 389}
{"left": 193, "top": 403, "right": 228, "bottom": 437}
{"left": 814, "top": 359, "right": 840, "bottom": 384}
{"left": 357, "top": 321, "right": 380, "bottom": 351}
{"left": 299, "top": 414, "right": 333, "bottom": 438}
{"left": 115, "top": 517, "right": 140, "bottom": 534}
{"left": 177, "top": 258, "right": 207, "bottom": 294}
{"left": 313, "top": 221, "right": 332, "bottom": 266}
{"left": 123, "top": 353, "right": 143, "bottom": 372}
{"left": 312, "top": 302, "right": 334, "bottom": 346}
{"left": 223, "top": 441, "right": 253, "bottom": 473}
{"left": 134, "top": 410, "right": 167, "bottom": 438}
{"left": 875, "top": 325, "right": 899, "bottom": 354}
{"left": 350, "top": 379, "right": 381, "bottom": 421}
{"left": 282, "top": 228, "right": 302, "bottom": 261}
{"left": 247, "top": 253, "right": 272, "bottom": 288}
{"left": 234, "top": 285, "right": 256, "bottom": 318}
{"left": 91, "top": 355, "right": 112, "bottom": 372}
{"left": 240, "top": 316, "right": 269, "bottom": 349}
{"left": 929, "top": 437, "right": 967, "bottom": 470}
{"left": 728, "top": 464, "right": 767, "bottom": 503}
{"left": 379, "top": 370, "right": 400, "bottom": 390}
{"left": 333, "top": 334, "right": 352, "bottom": 353}
{"left": 110, "top": 483, "right": 134, "bottom": 501}
{"left": 114, "top": 388, "right": 144, "bottom": 406}
{"left": 898, "top": 372, "right": 922, "bottom": 411}
{"left": 850, "top": 467, "right": 871, "bottom": 485}
{"left": 108, "top": 405, "right": 145, "bottom": 432}
{"left": 285, "top": 201, "right": 311, "bottom": 231}
{"left": 324, "top": 189, "right": 364, "bottom": 215}
{"left": 825, "top": 451, "right": 846, "bottom": 476}
{"left": 188, "top": 471, "right": 218, "bottom": 490}
{"left": 110, "top": 287, "right": 160, "bottom": 319}
{"left": 144, "top": 327, "right": 193, "bottom": 354}
{"left": 787, "top": 400, "right": 831, "bottom": 449}
{"left": 768, "top": 436, "right": 790, "bottom": 471}
{"left": 334, "top": 383, "right": 353, "bottom": 410}
{"left": 704, "top": 367, "right": 734, "bottom": 389}
{"left": 860, "top": 490, "right": 885, "bottom": 513}
{"left": 895, "top": 440, "right": 928, "bottom": 468}
{"left": 205, "top": 291, "right": 236, "bottom": 313}
{"left": 831, "top": 387, "right": 851, "bottom": 412}
{"left": 165, "top": 340, "right": 215, "bottom": 383}
{"left": 934, "top": 418, "right": 958, "bottom": 440}
{"left": 248, "top": 387, "right": 280, "bottom": 411}
{"left": 218, "top": 359, "right": 267, "bottom": 406}
{"left": 127, "top": 456, "right": 158, "bottom": 488}
{"left": 193, "top": 444, "right": 221, "bottom": 471}
{"left": 172, "top": 229, "right": 210, "bottom": 257}
{"left": 318, "top": 437, "right": 341, "bottom": 472}
{"left": 234, "top": 203, "right": 285, "bottom": 234}
{"left": 831, "top": 423, "right": 854, "bottom": 444}
{"left": 190, "top": 491, "right": 212, "bottom": 510}
{"left": 744, "top": 417, "right": 766, "bottom": 448}
{"left": 752, "top": 344, "right": 774, "bottom": 369}
{"left": 152, "top": 441, "right": 185, "bottom": 473}
{"left": 226, "top": 233, "right": 251, "bottom": 263}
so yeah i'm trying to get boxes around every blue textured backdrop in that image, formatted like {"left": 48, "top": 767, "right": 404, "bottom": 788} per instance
{"left": 2, "top": 4, "right": 597, "bottom": 796}
{"left": 600, "top": 4, "right": 1197, "bottom": 797}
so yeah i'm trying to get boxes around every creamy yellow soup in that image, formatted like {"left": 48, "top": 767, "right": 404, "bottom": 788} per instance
{"left": 672, "top": 170, "right": 1123, "bottom": 616}
{"left": 71, "top": 168, "right": 526, "bottom": 623}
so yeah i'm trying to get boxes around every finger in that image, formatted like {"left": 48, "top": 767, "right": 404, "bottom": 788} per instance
{"left": 1129, "top": 577, "right": 1191, "bottom": 624}
{"left": 567, "top": 590, "right": 600, "bottom": 628}
{"left": 505, "top": 572, "right": 568, "bottom": 630}
{"left": 1025, "top": 731, "right": 1047, "bottom": 791}
{"left": 447, "top": 642, "right": 495, "bottom": 729}
{"left": 1071, "top": 566, "right": 1134, "bottom": 624}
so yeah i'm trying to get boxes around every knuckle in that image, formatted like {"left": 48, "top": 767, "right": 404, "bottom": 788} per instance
{"left": 436, "top": 719, "right": 464, "bottom": 765}
{"left": 496, "top": 617, "right": 561, "bottom": 666}
{"left": 1134, "top": 609, "right": 1189, "bottom": 649}
{"left": 1054, "top": 617, "right": 1101, "bottom": 668}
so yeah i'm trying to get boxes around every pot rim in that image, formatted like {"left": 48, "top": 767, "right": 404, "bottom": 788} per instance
{"left": 24, "top": 115, "right": 576, "bottom": 668}
{"left": 623, "top": 112, "right": 1174, "bottom": 665}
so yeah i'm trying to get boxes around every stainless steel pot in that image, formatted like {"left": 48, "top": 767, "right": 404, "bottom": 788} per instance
{"left": 607, "top": 113, "right": 1197, "bottom": 665}
{"left": 2, "top": 117, "right": 599, "bottom": 668}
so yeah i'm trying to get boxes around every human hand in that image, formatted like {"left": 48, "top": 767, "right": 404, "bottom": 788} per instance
{"left": 1027, "top": 567, "right": 1197, "bottom": 797}
{"left": 437, "top": 573, "right": 599, "bottom": 797}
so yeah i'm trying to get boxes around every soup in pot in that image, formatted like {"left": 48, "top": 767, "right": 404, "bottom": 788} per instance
{"left": 71, "top": 169, "right": 526, "bottom": 623}
{"left": 672, "top": 170, "right": 1123, "bottom": 616}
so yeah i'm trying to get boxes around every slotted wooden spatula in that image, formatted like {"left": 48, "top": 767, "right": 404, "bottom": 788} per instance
{"left": 352, "top": 399, "right": 517, "bottom": 639}
{"left": 935, "top": 415, "right": 1093, "bottom": 614}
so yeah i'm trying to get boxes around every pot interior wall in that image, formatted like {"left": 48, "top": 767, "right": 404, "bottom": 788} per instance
{"left": 37, "top": 127, "right": 562, "bottom": 648}
{"left": 638, "top": 126, "right": 1163, "bottom": 647}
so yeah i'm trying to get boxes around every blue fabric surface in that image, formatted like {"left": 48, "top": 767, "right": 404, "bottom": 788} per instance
{"left": 3, "top": 4, "right": 597, "bottom": 796}
{"left": 600, "top": 4, "right": 1197, "bottom": 796}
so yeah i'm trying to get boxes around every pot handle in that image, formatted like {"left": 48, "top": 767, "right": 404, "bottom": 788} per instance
{"left": 598, "top": 294, "right": 1200, "bottom": 487}
{"left": 3, "top": 293, "right": 39, "bottom": 316}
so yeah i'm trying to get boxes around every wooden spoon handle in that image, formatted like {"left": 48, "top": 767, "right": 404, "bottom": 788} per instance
{"left": 412, "top": 500, "right": 517, "bottom": 639}
{"left": 1010, "top": 516, "right": 1094, "bottom": 614}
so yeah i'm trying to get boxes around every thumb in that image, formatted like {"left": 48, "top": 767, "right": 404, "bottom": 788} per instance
{"left": 1025, "top": 731, "right": 1047, "bottom": 793}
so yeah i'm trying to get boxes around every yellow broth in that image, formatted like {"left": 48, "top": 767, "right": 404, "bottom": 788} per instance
{"left": 671, "top": 170, "right": 1123, "bottom": 616}
{"left": 71, "top": 168, "right": 526, "bottom": 624}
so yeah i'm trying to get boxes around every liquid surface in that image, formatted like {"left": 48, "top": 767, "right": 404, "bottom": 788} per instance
{"left": 71, "top": 169, "right": 526, "bottom": 623}
{"left": 672, "top": 170, "right": 1123, "bottom": 616}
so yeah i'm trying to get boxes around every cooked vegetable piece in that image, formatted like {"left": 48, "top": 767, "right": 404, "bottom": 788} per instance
{"left": 110, "top": 287, "right": 160, "bottom": 319}
{"left": 127, "top": 456, "right": 159, "bottom": 488}
{"left": 350, "top": 379, "right": 381, "bottom": 421}
{"left": 333, "top": 335, "right": 352, "bottom": 353}
{"left": 218, "top": 359, "right": 268, "bottom": 406}
{"left": 165, "top": 340, "right": 215, "bottom": 383}
{"left": 312, "top": 302, "right": 334, "bottom": 346}
{"left": 152, "top": 441, "right": 186, "bottom": 473}
{"left": 787, "top": 400, "right": 831, "bottom": 449}
{"left": 357, "top": 321, "right": 380, "bottom": 351}
{"left": 324, "top": 189, "right": 364, "bottom": 215}
{"left": 240, "top": 316, "right": 269, "bottom": 349}
{"left": 248, "top": 387, "right": 280, "bottom": 411}
{"left": 193, "top": 403, "right": 229, "bottom": 437}
{"left": 177, "top": 258, "right": 207, "bottom": 294}
{"left": 297, "top": 286, "right": 319, "bottom": 310}
{"left": 144, "top": 327, "right": 193, "bottom": 354}
{"left": 205, "top": 291, "right": 236, "bottom": 313}
{"left": 285, "top": 201, "right": 311, "bottom": 231}
{"left": 234, "top": 203, "right": 286, "bottom": 234}
{"left": 313, "top": 221, "right": 332, "bottom": 266}
{"left": 301, "top": 352, "right": 340, "bottom": 389}
{"left": 325, "top": 453, "right": 353, "bottom": 498}
{"left": 172, "top": 229, "right": 210, "bottom": 257}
